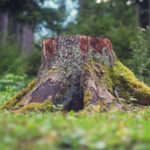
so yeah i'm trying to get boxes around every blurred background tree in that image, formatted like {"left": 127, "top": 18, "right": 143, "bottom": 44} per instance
{"left": 0, "top": 0, "right": 150, "bottom": 84}
{"left": 0, "top": 0, "right": 67, "bottom": 76}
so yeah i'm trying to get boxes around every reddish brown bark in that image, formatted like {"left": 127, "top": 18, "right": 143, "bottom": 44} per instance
{"left": 42, "top": 36, "right": 113, "bottom": 58}
{"left": 43, "top": 38, "right": 56, "bottom": 58}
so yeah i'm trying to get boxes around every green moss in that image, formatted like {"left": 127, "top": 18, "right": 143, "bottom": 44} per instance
{"left": 83, "top": 60, "right": 103, "bottom": 78}
{"left": 83, "top": 104, "right": 101, "bottom": 113}
{"left": 84, "top": 90, "right": 91, "bottom": 106}
{"left": 0, "top": 80, "right": 35, "bottom": 110}
{"left": 14, "top": 103, "right": 43, "bottom": 114}
{"left": 48, "top": 67, "right": 70, "bottom": 75}
{"left": 92, "top": 105, "right": 101, "bottom": 112}
{"left": 14, "top": 99, "right": 26, "bottom": 108}
{"left": 83, "top": 59, "right": 150, "bottom": 105}
{"left": 85, "top": 60, "right": 114, "bottom": 93}
{"left": 15, "top": 99, "right": 54, "bottom": 114}
{"left": 48, "top": 67, "right": 64, "bottom": 74}
{"left": 83, "top": 63, "right": 95, "bottom": 78}
{"left": 48, "top": 68, "right": 56, "bottom": 74}
{"left": 111, "top": 60, "right": 150, "bottom": 104}
{"left": 101, "top": 66, "right": 113, "bottom": 93}
{"left": 40, "top": 99, "right": 54, "bottom": 110}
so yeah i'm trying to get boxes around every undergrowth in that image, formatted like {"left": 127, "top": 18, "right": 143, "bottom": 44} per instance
{"left": 0, "top": 74, "right": 150, "bottom": 150}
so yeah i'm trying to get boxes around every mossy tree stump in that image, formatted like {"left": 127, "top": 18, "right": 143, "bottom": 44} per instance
{"left": 2, "top": 35, "right": 150, "bottom": 113}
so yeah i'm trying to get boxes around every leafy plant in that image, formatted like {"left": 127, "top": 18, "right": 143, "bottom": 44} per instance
{"left": 129, "top": 28, "right": 150, "bottom": 82}
{"left": 0, "top": 73, "right": 30, "bottom": 105}
{"left": 0, "top": 42, "right": 41, "bottom": 77}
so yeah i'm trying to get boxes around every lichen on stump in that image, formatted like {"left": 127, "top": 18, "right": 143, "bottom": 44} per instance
{"left": 1, "top": 35, "right": 150, "bottom": 113}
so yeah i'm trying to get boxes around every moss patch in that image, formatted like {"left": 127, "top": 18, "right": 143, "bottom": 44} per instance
{"left": 82, "top": 60, "right": 114, "bottom": 93}
{"left": 83, "top": 59, "right": 150, "bottom": 105}
{"left": 111, "top": 60, "right": 150, "bottom": 104}
{"left": 15, "top": 99, "right": 54, "bottom": 114}
{"left": 84, "top": 90, "right": 91, "bottom": 106}
{"left": 0, "top": 80, "right": 35, "bottom": 110}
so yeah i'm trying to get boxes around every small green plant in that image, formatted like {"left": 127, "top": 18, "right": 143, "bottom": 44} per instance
{"left": 0, "top": 43, "right": 23, "bottom": 75}
{"left": 129, "top": 96, "right": 137, "bottom": 102}
{"left": 52, "top": 104, "right": 64, "bottom": 110}
{"left": 120, "top": 97, "right": 125, "bottom": 103}
{"left": 0, "top": 73, "right": 30, "bottom": 105}
{"left": 129, "top": 27, "right": 150, "bottom": 82}
{"left": 0, "top": 42, "right": 41, "bottom": 77}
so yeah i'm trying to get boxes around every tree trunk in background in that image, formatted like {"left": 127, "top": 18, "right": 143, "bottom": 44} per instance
{"left": 135, "top": 0, "right": 140, "bottom": 24}
{"left": 149, "top": 0, "right": 150, "bottom": 25}
{"left": 15, "top": 24, "right": 22, "bottom": 44}
{"left": 0, "top": 13, "right": 9, "bottom": 44}
{"left": 79, "top": 0, "right": 83, "bottom": 15}
{"left": 9, "top": 20, "right": 22, "bottom": 44}
{"left": 22, "top": 25, "right": 34, "bottom": 54}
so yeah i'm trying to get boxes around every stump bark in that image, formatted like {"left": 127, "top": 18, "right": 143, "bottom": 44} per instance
{"left": 2, "top": 35, "right": 150, "bottom": 113}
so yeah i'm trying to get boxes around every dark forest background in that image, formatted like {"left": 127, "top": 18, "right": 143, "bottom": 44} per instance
{"left": 0, "top": 0, "right": 150, "bottom": 83}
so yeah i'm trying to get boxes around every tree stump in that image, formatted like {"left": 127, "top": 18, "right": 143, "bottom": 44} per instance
{"left": 2, "top": 35, "right": 150, "bottom": 113}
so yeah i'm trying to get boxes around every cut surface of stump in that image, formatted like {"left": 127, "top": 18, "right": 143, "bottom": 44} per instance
{"left": 2, "top": 35, "right": 150, "bottom": 113}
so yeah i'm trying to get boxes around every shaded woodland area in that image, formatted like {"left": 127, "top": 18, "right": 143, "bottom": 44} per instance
{"left": 0, "top": 0, "right": 66, "bottom": 51}
{"left": 0, "top": 0, "right": 66, "bottom": 77}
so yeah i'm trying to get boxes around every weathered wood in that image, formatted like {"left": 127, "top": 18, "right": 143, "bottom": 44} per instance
{"left": 37, "top": 35, "right": 116, "bottom": 82}
{"left": 2, "top": 35, "right": 150, "bottom": 113}
{"left": 19, "top": 35, "right": 118, "bottom": 111}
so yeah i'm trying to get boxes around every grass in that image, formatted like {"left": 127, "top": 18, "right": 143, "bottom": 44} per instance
{"left": 0, "top": 74, "right": 150, "bottom": 150}
{"left": 1, "top": 108, "right": 150, "bottom": 150}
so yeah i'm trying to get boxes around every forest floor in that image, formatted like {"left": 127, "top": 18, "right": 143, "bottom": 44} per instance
{"left": 0, "top": 74, "right": 150, "bottom": 150}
